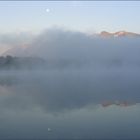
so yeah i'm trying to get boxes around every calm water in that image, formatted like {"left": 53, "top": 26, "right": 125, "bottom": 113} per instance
{"left": 0, "top": 68, "right": 140, "bottom": 139}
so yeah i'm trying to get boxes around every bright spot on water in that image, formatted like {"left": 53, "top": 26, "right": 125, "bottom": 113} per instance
{"left": 48, "top": 128, "right": 52, "bottom": 132}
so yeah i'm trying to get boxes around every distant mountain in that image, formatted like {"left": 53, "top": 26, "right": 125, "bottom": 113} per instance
{"left": 100, "top": 31, "right": 140, "bottom": 38}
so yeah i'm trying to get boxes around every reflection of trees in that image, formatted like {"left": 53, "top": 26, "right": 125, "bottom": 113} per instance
{"left": 108, "top": 59, "right": 123, "bottom": 67}
{"left": 111, "top": 59, "right": 123, "bottom": 66}
{"left": 0, "top": 75, "right": 18, "bottom": 86}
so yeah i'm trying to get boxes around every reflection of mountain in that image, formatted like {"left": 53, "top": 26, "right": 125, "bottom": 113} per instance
{"left": 102, "top": 101, "right": 137, "bottom": 107}
{"left": 0, "top": 56, "right": 46, "bottom": 70}
{"left": 100, "top": 31, "right": 140, "bottom": 38}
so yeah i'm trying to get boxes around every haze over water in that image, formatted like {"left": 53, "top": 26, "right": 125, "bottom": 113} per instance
{"left": 0, "top": 1, "right": 140, "bottom": 139}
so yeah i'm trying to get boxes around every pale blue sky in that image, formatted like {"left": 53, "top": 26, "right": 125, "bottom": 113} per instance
{"left": 0, "top": 1, "right": 140, "bottom": 33}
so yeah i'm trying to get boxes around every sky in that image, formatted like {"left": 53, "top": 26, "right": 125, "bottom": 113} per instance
{"left": 0, "top": 1, "right": 140, "bottom": 34}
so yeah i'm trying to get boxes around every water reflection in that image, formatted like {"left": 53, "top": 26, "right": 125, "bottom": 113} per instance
{"left": 0, "top": 69, "right": 140, "bottom": 139}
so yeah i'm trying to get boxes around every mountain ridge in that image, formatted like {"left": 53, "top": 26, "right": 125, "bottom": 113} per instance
{"left": 100, "top": 30, "right": 140, "bottom": 38}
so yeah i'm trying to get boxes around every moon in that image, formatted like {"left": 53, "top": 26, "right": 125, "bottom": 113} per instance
{"left": 46, "top": 8, "right": 50, "bottom": 13}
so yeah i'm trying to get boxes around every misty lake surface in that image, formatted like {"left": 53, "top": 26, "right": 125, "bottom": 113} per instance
{"left": 0, "top": 68, "right": 140, "bottom": 139}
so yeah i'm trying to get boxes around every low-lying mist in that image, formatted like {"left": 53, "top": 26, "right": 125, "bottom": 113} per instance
{"left": 3, "top": 28, "right": 140, "bottom": 69}
{"left": 1, "top": 28, "right": 140, "bottom": 112}
{"left": 0, "top": 28, "right": 140, "bottom": 139}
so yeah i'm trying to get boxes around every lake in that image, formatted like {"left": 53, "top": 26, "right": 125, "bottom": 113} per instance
{"left": 0, "top": 68, "right": 140, "bottom": 139}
